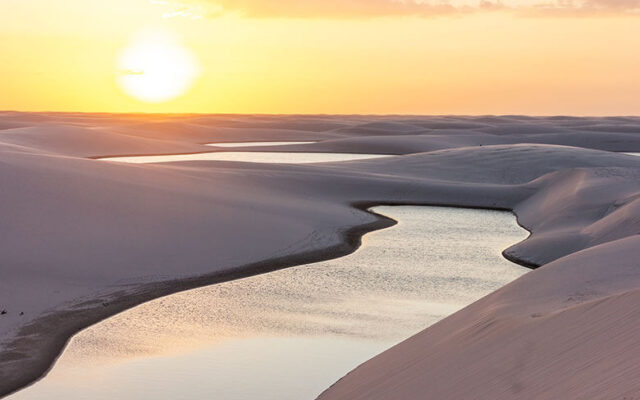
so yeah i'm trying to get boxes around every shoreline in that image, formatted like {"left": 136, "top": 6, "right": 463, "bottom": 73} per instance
{"left": 2, "top": 114, "right": 639, "bottom": 399}
{"left": 2, "top": 203, "right": 395, "bottom": 398}
{"left": 1, "top": 201, "right": 533, "bottom": 398}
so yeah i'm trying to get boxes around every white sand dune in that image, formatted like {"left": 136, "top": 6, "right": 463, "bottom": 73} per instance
{"left": 1, "top": 113, "right": 640, "bottom": 398}
{"left": 319, "top": 236, "right": 640, "bottom": 400}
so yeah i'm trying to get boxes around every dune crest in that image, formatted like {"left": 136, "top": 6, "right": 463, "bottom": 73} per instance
{"left": 1, "top": 113, "right": 640, "bottom": 398}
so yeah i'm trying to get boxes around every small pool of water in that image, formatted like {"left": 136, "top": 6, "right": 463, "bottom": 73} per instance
{"left": 9, "top": 206, "right": 529, "bottom": 400}
{"left": 207, "top": 141, "right": 316, "bottom": 147}
{"left": 99, "top": 152, "right": 388, "bottom": 164}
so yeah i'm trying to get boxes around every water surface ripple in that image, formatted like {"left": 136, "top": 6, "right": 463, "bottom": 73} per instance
{"left": 9, "top": 206, "right": 529, "bottom": 400}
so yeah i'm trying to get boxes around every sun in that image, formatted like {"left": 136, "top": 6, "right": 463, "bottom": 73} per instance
{"left": 117, "top": 31, "right": 200, "bottom": 103}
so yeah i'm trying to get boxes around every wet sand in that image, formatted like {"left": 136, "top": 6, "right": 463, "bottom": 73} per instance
{"left": 8, "top": 206, "right": 527, "bottom": 400}
{"left": 1, "top": 113, "right": 640, "bottom": 399}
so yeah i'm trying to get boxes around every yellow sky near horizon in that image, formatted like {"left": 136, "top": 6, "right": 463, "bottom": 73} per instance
{"left": 2, "top": 0, "right": 640, "bottom": 115}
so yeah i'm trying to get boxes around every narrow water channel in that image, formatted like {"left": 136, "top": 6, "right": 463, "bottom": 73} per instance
{"left": 99, "top": 152, "right": 388, "bottom": 164}
{"left": 207, "top": 142, "right": 316, "bottom": 147}
{"left": 9, "top": 206, "right": 528, "bottom": 400}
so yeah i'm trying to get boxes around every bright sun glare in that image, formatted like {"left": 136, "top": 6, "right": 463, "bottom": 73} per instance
{"left": 117, "top": 31, "right": 200, "bottom": 103}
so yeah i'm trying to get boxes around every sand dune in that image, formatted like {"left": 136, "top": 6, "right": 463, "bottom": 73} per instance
{"left": 319, "top": 236, "right": 640, "bottom": 400}
{"left": 1, "top": 113, "right": 640, "bottom": 398}
{"left": 0, "top": 124, "right": 207, "bottom": 157}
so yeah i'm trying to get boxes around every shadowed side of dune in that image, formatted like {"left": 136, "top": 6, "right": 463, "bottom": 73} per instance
{"left": 1, "top": 114, "right": 640, "bottom": 398}
{"left": 318, "top": 236, "right": 640, "bottom": 400}
{"left": 318, "top": 167, "right": 640, "bottom": 399}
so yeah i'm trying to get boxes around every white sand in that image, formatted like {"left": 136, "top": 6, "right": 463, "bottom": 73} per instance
{"left": 1, "top": 113, "right": 640, "bottom": 398}
{"left": 7, "top": 206, "right": 528, "bottom": 400}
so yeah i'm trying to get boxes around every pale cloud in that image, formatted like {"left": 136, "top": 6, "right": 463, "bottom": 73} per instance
{"left": 524, "top": 0, "right": 640, "bottom": 15}
{"left": 151, "top": 0, "right": 640, "bottom": 18}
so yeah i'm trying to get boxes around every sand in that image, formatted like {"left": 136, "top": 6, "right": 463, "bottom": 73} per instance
{"left": 1, "top": 112, "right": 640, "bottom": 398}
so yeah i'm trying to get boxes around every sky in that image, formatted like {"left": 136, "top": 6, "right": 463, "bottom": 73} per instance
{"left": 1, "top": 0, "right": 640, "bottom": 115}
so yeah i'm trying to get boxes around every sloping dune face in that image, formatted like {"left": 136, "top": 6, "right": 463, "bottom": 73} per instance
{"left": 1, "top": 113, "right": 640, "bottom": 399}
{"left": 319, "top": 236, "right": 640, "bottom": 400}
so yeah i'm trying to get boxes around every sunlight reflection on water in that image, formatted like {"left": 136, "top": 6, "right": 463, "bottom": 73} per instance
{"left": 99, "top": 152, "right": 388, "bottom": 164}
{"left": 207, "top": 141, "right": 316, "bottom": 147}
{"left": 10, "top": 206, "right": 529, "bottom": 400}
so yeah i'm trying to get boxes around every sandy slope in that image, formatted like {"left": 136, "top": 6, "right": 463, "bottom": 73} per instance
{"left": 319, "top": 235, "right": 640, "bottom": 400}
{"left": 1, "top": 113, "right": 640, "bottom": 398}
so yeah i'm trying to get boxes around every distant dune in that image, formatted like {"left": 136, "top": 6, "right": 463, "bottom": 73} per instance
{"left": 1, "top": 113, "right": 640, "bottom": 398}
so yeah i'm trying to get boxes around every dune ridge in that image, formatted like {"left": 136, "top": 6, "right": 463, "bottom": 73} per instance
{"left": 1, "top": 113, "right": 640, "bottom": 398}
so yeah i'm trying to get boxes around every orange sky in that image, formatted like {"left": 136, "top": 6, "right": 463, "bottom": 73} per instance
{"left": 2, "top": 0, "right": 640, "bottom": 115}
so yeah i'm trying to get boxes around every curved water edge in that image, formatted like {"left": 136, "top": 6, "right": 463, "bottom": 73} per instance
{"left": 7, "top": 206, "right": 530, "bottom": 400}
{"left": 0, "top": 202, "right": 397, "bottom": 399}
